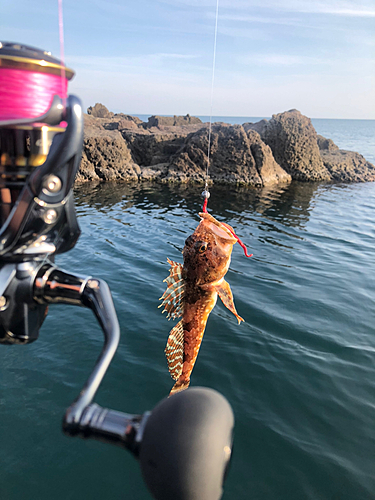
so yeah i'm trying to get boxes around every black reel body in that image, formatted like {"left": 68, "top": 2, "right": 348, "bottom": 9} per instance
{"left": 0, "top": 95, "right": 83, "bottom": 344}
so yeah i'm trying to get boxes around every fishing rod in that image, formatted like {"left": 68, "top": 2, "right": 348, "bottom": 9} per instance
{"left": 0, "top": 41, "right": 234, "bottom": 500}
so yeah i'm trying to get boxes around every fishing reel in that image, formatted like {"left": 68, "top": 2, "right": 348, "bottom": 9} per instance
{"left": 0, "top": 42, "right": 234, "bottom": 500}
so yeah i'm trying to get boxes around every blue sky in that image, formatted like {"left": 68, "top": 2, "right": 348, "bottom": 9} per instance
{"left": 2, "top": 0, "right": 375, "bottom": 118}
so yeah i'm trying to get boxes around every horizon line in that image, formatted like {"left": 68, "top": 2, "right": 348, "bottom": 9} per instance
{"left": 120, "top": 112, "right": 375, "bottom": 121}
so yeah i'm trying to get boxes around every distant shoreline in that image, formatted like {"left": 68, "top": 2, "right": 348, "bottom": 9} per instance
{"left": 122, "top": 114, "right": 375, "bottom": 124}
{"left": 78, "top": 106, "right": 375, "bottom": 186}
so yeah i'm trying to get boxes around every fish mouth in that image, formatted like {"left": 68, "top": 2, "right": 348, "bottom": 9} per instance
{"left": 198, "top": 212, "right": 237, "bottom": 243}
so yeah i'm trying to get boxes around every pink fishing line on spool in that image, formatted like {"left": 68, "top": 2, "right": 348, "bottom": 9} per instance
{"left": 0, "top": 67, "right": 68, "bottom": 121}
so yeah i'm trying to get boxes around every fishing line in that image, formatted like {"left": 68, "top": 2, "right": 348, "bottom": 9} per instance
{"left": 202, "top": 0, "right": 219, "bottom": 214}
{"left": 42, "top": 0, "right": 68, "bottom": 266}
{"left": 34, "top": 0, "right": 72, "bottom": 268}
{"left": 58, "top": 0, "right": 67, "bottom": 103}
{"left": 200, "top": 0, "right": 251, "bottom": 258}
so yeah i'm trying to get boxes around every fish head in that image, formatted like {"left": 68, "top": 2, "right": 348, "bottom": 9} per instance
{"left": 183, "top": 212, "right": 238, "bottom": 285}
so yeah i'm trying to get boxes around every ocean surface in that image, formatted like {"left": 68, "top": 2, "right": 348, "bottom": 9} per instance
{"left": 1, "top": 118, "right": 375, "bottom": 500}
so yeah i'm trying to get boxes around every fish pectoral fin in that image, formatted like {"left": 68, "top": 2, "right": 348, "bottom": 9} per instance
{"left": 214, "top": 279, "right": 244, "bottom": 324}
{"left": 164, "top": 320, "right": 184, "bottom": 381}
{"left": 159, "top": 259, "right": 185, "bottom": 320}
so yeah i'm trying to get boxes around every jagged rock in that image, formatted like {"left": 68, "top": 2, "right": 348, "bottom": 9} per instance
{"left": 84, "top": 112, "right": 142, "bottom": 133}
{"left": 320, "top": 149, "right": 375, "bottom": 182}
{"left": 84, "top": 113, "right": 104, "bottom": 130}
{"left": 108, "top": 115, "right": 143, "bottom": 130}
{"left": 103, "top": 119, "right": 139, "bottom": 131}
{"left": 77, "top": 131, "right": 140, "bottom": 182}
{"left": 114, "top": 113, "right": 143, "bottom": 124}
{"left": 244, "top": 119, "right": 268, "bottom": 137}
{"left": 139, "top": 163, "right": 169, "bottom": 181}
{"left": 316, "top": 135, "right": 375, "bottom": 182}
{"left": 256, "top": 110, "right": 331, "bottom": 181}
{"left": 317, "top": 134, "right": 339, "bottom": 152}
{"left": 87, "top": 103, "right": 113, "bottom": 119}
{"left": 122, "top": 131, "right": 188, "bottom": 166}
{"left": 146, "top": 114, "right": 202, "bottom": 128}
{"left": 247, "top": 130, "right": 292, "bottom": 185}
{"left": 164, "top": 124, "right": 290, "bottom": 186}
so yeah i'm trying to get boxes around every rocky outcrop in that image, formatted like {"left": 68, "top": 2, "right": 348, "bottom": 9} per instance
{"left": 316, "top": 133, "right": 375, "bottom": 182}
{"left": 246, "top": 110, "right": 331, "bottom": 181}
{"left": 164, "top": 124, "right": 291, "bottom": 186}
{"left": 319, "top": 149, "right": 375, "bottom": 182}
{"left": 77, "top": 105, "right": 375, "bottom": 186}
{"left": 146, "top": 114, "right": 202, "bottom": 128}
{"left": 84, "top": 111, "right": 142, "bottom": 132}
{"left": 79, "top": 109, "right": 206, "bottom": 184}
{"left": 248, "top": 130, "right": 292, "bottom": 185}
{"left": 102, "top": 115, "right": 143, "bottom": 131}
{"left": 87, "top": 103, "right": 114, "bottom": 119}
{"left": 317, "top": 134, "right": 339, "bottom": 152}
{"left": 77, "top": 130, "right": 140, "bottom": 182}
{"left": 123, "top": 131, "right": 187, "bottom": 167}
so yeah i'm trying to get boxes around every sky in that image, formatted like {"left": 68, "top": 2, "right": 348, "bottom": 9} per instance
{"left": 1, "top": 0, "right": 375, "bottom": 118}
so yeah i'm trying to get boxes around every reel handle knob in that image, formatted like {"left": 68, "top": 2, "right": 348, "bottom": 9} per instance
{"left": 139, "top": 387, "right": 234, "bottom": 500}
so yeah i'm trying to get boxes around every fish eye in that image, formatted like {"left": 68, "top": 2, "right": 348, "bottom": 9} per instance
{"left": 198, "top": 242, "right": 208, "bottom": 253}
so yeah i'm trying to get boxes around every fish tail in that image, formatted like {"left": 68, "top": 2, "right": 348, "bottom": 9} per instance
{"left": 169, "top": 377, "right": 190, "bottom": 396}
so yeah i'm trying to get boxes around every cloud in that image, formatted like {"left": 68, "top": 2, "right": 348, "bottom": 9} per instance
{"left": 158, "top": 0, "right": 218, "bottom": 7}
{"left": 216, "top": 13, "right": 308, "bottom": 27}
{"left": 203, "top": 0, "right": 375, "bottom": 17}
{"left": 67, "top": 52, "right": 200, "bottom": 72}
{"left": 217, "top": 25, "right": 270, "bottom": 40}
{"left": 285, "top": 2, "right": 375, "bottom": 17}
{"left": 68, "top": 57, "right": 375, "bottom": 120}
{"left": 238, "top": 54, "right": 325, "bottom": 66}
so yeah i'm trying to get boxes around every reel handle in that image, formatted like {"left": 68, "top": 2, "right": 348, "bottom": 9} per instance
{"left": 65, "top": 403, "right": 147, "bottom": 455}
{"left": 62, "top": 389, "right": 234, "bottom": 500}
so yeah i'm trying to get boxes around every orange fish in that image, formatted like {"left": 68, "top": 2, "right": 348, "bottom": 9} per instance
{"left": 159, "top": 212, "right": 244, "bottom": 396}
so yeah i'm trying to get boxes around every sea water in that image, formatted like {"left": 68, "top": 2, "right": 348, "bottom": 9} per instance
{"left": 1, "top": 119, "right": 375, "bottom": 500}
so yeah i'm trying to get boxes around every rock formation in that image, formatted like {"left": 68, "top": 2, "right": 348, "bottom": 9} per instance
{"left": 77, "top": 104, "right": 375, "bottom": 186}
{"left": 146, "top": 114, "right": 202, "bottom": 128}
{"left": 165, "top": 124, "right": 291, "bottom": 186}
{"left": 245, "top": 110, "right": 331, "bottom": 181}
{"left": 77, "top": 132, "right": 141, "bottom": 183}
{"left": 318, "top": 137, "right": 375, "bottom": 182}
{"left": 87, "top": 103, "right": 114, "bottom": 119}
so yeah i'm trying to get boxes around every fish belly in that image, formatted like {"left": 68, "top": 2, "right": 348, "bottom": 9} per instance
{"left": 169, "top": 290, "right": 217, "bottom": 395}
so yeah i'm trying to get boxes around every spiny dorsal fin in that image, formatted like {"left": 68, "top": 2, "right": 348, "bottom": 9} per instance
{"left": 165, "top": 320, "right": 184, "bottom": 380}
{"left": 158, "top": 258, "right": 185, "bottom": 320}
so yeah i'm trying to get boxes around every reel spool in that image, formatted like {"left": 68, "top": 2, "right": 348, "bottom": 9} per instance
{"left": 0, "top": 42, "right": 75, "bottom": 226}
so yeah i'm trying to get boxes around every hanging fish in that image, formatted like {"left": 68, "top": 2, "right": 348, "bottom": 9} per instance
{"left": 159, "top": 212, "right": 247, "bottom": 396}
